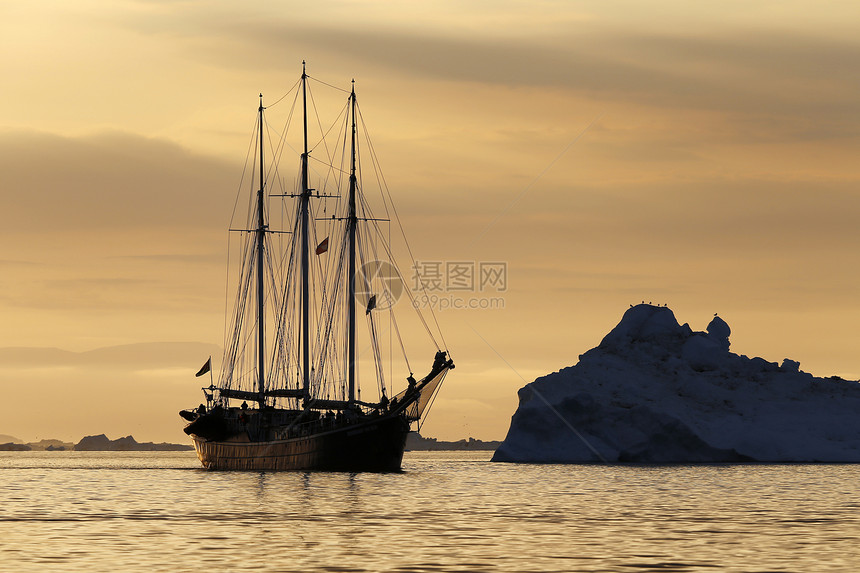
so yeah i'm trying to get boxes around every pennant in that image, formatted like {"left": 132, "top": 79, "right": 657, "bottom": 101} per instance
{"left": 365, "top": 294, "right": 377, "bottom": 315}
{"left": 315, "top": 237, "right": 329, "bottom": 255}
{"left": 195, "top": 357, "right": 212, "bottom": 377}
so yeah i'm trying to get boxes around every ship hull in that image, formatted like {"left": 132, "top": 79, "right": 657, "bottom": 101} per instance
{"left": 190, "top": 414, "right": 410, "bottom": 472}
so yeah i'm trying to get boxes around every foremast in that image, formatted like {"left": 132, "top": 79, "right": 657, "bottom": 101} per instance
{"left": 347, "top": 81, "right": 358, "bottom": 405}
{"left": 300, "top": 61, "right": 312, "bottom": 403}
{"left": 255, "top": 95, "right": 267, "bottom": 408}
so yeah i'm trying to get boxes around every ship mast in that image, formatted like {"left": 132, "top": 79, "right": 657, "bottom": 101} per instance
{"left": 256, "top": 94, "right": 266, "bottom": 408}
{"left": 300, "top": 62, "right": 311, "bottom": 401}
{"left": 347, "top": 81, "right": 357, "bottom": 405}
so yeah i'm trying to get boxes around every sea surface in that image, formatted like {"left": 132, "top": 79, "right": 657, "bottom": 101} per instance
{"left": 2, "top": 451, "right": 860, "bottom": 572}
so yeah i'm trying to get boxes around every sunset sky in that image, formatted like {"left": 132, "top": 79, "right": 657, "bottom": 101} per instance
{"left": 1, "top": 1, "right": 859, "bottom": 443}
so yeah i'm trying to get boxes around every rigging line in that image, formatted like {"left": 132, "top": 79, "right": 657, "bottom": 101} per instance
{"left": 370, "top": 313, "right": 384, "bottom": 396}
{"left": 329, "top": 123, "right": 350, "bottom": 377}
{"left": 331, "top": 232, "right": 350, "bottom": 394}
{"left": 230, "top": 115, "right": 262, "bottom": 229}
{"left": 284, "top": 204, "right": 303, "bottom": 387}
{"left": 309, "top": 221, "right": 331, "bottom": 395}
{"left": 356, "top": 105, "right": 446, "bottom": 351}
{"left": 308, "top": 203, "right": 332, "bottom": 377}
{"left": 388, "top": 217, "right": 393, "bottom": 396}
{"left": 323, "top": 211, "right": 344, "bottom": 315}
{"left": 286, "top": 205, "right": 303, "bottom": 378}
{"left": 317, "top": 101, "right": 350, "bottom": 212}
{"left": 417, "top": 371, "right": 447, "bottom": 432}
{"left": 337, "top": 111, "right": 350, "bottom": 189}
{"left": 264, "top": 77, "right": 302, "bottom": 109}
{"left": 346, "top": 316, "right": 399, "bottom": 399}
{"left": 225, "top": 238, "right": 256, "bottom": 391}
{"left": 355, "top": 104, "right": 392, "bottom": 223}
{"left": 264, "top": 239, "right": 288, "bottom": 389}
{"left": 271, "top": 89, "right": 302, "bottom": 187}
{"left": 354, "top": 186, "right": 439, "bottom": 348}
{"left": 358, "top": 228, "right": 387, "bottom": 394}
{"left": 280, "top": 89, "right": 302, "bottom": 199}
{"left": 264, "top": 89, "right": 301, "bottom": 200}
{"left": 468, "top": 323, "right": 608, "bottom": 463}
{"left": 243, "top": 128, "right": 258, "bottom": 230}
{"left": 223, "top": 263, "right": 246, "bottom": 389}
{"left": 309, "top": 155, "right": 351, "bottom": 176}
{"left": 359, "top": 222, "right": 438, "bottom": 350}
{"left": 314, "top": 233, "right": 344, "bottom": 390}
{"left": 308, "top": 88, "right": 349, "bottom": 169}
{"left": 278, "top": 143, "right": 344, "bottom": 195}
{"left": 468, "top": 112, "right": 604, "bottom": 249}
{"left": 305, "top": 81, "right": 331, "bottom": 168}
{"left": 232, "top": 245, "right": 256, "bottom": 389}
{"left": 307, "top": 123, "right": 348, "bottom": 394}
{"left": 389, "top": 307, "right": 411, "bottom": 375}
{"left": 306, "top": 74, "right": 351, "bottom": 94}
{"left": 220, "top": 233, "right": 231, "bottom": 383}
{"left": 226, "top": 206, "right": 257, "bottom": 369}
{"left": 223, "top": 138, "right": 261, "bottom": 371}
{"left": 221, "top": 226, "right": 239, "bottom": 385}
{"left": 362, "top": 235, "right": 394, "bottom": 390}
{"left": 270, "top": 251, "right": 292, "bottom": 393}
{"left": 278, "top": 237, "right": 298, "bottom": 391}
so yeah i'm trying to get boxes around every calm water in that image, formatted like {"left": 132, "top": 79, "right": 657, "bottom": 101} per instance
{"left": 2, "top": 451, "right": 860, "bottom": 572}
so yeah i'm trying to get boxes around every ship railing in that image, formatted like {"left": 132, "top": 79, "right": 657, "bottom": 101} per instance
{"left": 265, "top": 388, "right": 305, "bottom": 398}
{"left": 215, "top": 387, "right": 305, "bottom": 402}
{"left": 274, "top": 405, "right": 396, "bottom": 440}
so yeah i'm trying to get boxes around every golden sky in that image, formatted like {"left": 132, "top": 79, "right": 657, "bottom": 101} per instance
{"left": 1, "top": 1, "right": 859, "bottom": 442}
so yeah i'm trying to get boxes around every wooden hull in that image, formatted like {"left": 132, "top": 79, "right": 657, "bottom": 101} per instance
{"left": 190, "top": 414, "right": 410, "bottom": 471}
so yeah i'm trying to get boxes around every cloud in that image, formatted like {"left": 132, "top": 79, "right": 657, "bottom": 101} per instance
{"left": 0, "top": 130, "right": 240, "bottom": 233}
{"left": 0, "top": 342, "right": 221, "bottom": 369}
{"left": 0, "top": 259, "right": 40, "bottom": 267}
{"left": 113, "top": 253, "right": 224, "bottom": 264}
{"left": 0, "top": 342, "right": 221, "bottom": 442}
{"left": 121, "top": 5, "right": 860, "bottom": 137}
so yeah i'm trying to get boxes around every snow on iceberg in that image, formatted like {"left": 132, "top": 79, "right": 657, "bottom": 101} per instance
{"left": 493, "top": 304, "right": 860, "bottom": 463}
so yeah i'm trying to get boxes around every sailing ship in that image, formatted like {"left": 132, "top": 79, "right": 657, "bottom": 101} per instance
{"left": 179, "top": 64, "right": 454, "bottom": 471}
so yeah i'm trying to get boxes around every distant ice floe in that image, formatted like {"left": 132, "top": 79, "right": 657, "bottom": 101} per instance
{"left": 493, "top": 304, "right": 860, "bottom": 463}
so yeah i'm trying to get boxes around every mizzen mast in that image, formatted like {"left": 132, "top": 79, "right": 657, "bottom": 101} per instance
{"left": 300, "top": 61, "right": 311, "bottom": 402}
{"left": 347, "top": 81, "right": 358, "bottom": 405}
{"left": 256, "top": 94, "right": 267, "bottom": 408}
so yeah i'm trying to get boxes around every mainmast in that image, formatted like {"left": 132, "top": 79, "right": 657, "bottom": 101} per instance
{"left": 256, "top": 94, "right": 266, "bottom": 408}
{"left": 347, "top": 81, "right": 357, "bottom": 404}
{"left": 300, "top": 62, "right": 311, "bottom": 401}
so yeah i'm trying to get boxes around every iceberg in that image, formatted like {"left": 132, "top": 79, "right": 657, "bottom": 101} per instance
{"left": 493, "top": 304, "right": 860, "bottom": 463}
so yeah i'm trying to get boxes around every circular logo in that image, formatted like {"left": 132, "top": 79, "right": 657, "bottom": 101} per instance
{"left": 355, "top": 260, "right": 403, "bottom": 311}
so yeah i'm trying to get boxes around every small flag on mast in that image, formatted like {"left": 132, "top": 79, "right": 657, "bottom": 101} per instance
{"left": 315, "top": 237, "right": 329, "bottom": 255}
{"left": 195, "top": 357, "right": 212, "bottom": 377}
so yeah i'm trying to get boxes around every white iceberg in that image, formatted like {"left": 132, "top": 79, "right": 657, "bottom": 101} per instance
{"left": 493, "top": 304, "right": 860, "bottom": 463}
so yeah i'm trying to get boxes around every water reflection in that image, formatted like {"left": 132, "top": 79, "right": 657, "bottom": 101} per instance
{"left": 2, "top": 452, "right": 860, "bottom": 571}
{"left": 254, "top": 471, "right": 268, "bottom": 499}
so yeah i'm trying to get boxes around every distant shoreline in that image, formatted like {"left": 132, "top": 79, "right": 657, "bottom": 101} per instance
{"left": 0, "top": 434, "right": 192, "bottom": 452}
{"left": 405, "top": 433, "right": 501, "bottom": 451}
{"left": 1, "top": 432, "right": 500, "bottom": 452}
